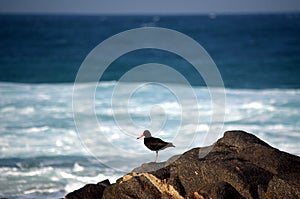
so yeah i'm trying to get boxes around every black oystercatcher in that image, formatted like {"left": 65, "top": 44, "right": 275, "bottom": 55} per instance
{"left": 137, "top": 130, "right": 175, "bottom": 163}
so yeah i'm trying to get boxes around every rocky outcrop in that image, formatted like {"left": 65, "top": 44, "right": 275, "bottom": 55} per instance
{"left": 65, "top": 179, "right": 110, "bottom": 199}
{"left": 65, "top": 130, "right": 300, "bottom": 199}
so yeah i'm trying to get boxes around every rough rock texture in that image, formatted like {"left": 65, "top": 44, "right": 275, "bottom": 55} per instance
{"left": 65, "top": 130, "right": 300, "bottom": 199}
{"left": 65, "top": 179, "right": 110, "bottom": 199}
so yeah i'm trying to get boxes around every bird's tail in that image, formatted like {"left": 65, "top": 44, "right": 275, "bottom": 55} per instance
{"left": 167, "top": 143, "right": 175, "bottom": 147}
{"left": 160, "top": 142, "right": 175, "bottom": 150}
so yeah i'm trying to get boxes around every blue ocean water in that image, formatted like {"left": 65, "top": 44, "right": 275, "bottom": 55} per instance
{"left": 1, "top": 14, "right": 300, "bottom": 88}
{"left": 0, "top": 14, "right": 300, "bottom": 198}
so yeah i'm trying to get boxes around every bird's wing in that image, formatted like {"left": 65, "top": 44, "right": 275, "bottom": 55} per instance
{"left": 145, "top": 137, "right": 170, "bottom": 151}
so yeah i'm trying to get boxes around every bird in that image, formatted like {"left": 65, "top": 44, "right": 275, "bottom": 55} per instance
{"left": 136, "top": 130, "right": 175, "bottom": 163}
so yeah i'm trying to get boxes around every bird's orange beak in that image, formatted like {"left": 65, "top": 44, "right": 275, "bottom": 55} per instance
{"left": 136, "top": 133, "right": 144, "bottom": 139}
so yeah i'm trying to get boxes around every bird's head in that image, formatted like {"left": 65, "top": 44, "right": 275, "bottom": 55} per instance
{"left": 136, "top": 130, "right": 152, "bottom": 139}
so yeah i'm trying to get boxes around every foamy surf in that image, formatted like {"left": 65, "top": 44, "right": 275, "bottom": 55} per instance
{"left": 0, "top": 82, "right": 299, "bottom": 198}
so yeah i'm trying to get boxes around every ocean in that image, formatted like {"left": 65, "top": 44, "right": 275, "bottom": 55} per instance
{"left": 0, "top": 14, "right": 300, "bottom": 198}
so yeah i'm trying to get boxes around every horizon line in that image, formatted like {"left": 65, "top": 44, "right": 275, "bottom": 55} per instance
{"left": 0, "top": 10, "right": 299, "bottom": 17}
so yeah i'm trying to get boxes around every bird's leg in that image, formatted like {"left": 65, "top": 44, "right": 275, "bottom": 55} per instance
{"left": 152, "top": 151, "right": 158, "bottom": 163}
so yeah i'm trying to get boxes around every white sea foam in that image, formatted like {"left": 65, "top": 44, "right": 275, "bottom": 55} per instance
{"left": 22, "top": 126, "right": 50, "bottom": 133}
{"left": 24, "top": 187, "right": 61, "bottom": 195}
{"left": 3, "top": 167, "right": 54, "bottom": 177}
{"left": 19, "top": 107, "right": 35, "bottom": 115}
{"left": 1, "top": 82, "right": 299, "bottom": 158}
{"left": 0, "top": 82, "right": 299, "bottom": 198}
{"left": 72, "top": 162, "right": 85, "bottom": 172}
{"left": 61, "top": 171, "right": 119, "bottom": 193}
{"left": 1, "top": 106, "right": 16, "bottom": 113}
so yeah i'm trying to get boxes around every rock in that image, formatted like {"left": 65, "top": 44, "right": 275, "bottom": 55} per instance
{"left": 132, "top": 155, "right": 181, "bottom": 173}
{"left": 132, "top": 162, "right": 166, "bottom": 173}
{"left": 266, "top": 173, "right": 300, "bottom": 199}
{"left": 186, "top": 181, "right": 245, "bottom": 199}
{"left": 65, "top": 130, "right": 300, "bottom": 199}
{"left": 65, "top": 179, "right": 110, "bottom": 199}
{"left": 102, "top": 172, "right": 184, "bottom": 199}
{"left": 215, "top": 130, "right": 300, "bottom": 175}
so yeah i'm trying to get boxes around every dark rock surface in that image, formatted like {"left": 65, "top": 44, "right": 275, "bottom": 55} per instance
{"left": 65, "top": 179, "right": 110, "bottom": 199}
{"left": 65, "top": 130, "right": 300, "bottom": 199}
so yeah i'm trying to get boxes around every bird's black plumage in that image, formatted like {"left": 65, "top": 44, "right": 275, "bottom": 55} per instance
{"left": 138, "top": 130, "right": 175, "bottom": 151}
{"left": 144, "top": 137, "right": 173, "bottom": 151}
{"left": 137, "top": 130, "right": 175, "bottom": 162}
